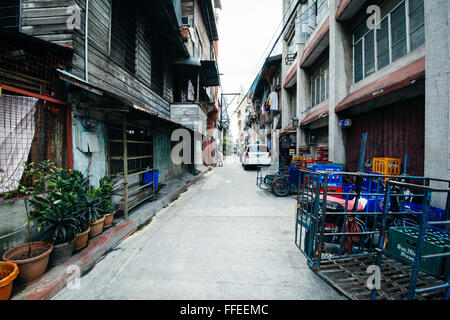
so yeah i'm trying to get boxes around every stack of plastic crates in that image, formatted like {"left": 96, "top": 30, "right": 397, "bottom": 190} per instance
{"left": 311, "top": 164, "right": 344, "bottom": 198}
{"left": 316, "top": 145, "right": 329, "bottom": 163}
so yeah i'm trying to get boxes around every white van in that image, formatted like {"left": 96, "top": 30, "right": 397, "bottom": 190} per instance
{"left": 241, "top": 144, "right": 271, "bottom": 170}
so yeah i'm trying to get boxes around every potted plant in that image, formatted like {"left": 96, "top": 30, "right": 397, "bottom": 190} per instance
{"left": 2, "top": 161, "right": 54, "bottom": 284}
{"left": 98, "top": 176, "right": 117, "bottom": 228}
{"left": 78, "top": 188, "right": 104, "bottom": 238}
{"left": 0, "top": 261, "right": 19, "bottom": 300}
{"left": 31, "top": 169, "right": 86, "bottom": 262}
{"left": 65, "top": 170, "right": 91, "bottom": 250}
{"left": 36, "top": 198, "right": 79, "bottom": 266}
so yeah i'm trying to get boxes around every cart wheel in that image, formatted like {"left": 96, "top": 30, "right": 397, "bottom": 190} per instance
{"left": 272, "top": 177, "right": 290, "bottom": 197}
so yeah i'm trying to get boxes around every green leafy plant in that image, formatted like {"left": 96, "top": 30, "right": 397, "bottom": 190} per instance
{"left": 98, "top": 176, "right": 118, "bottom": 215}
{"left": 37, "top": 203, "right": 78, "bottom": 245}
{"left": 76, "top": 188, "right": 103, "bottom": 231}
{"left": 4, "top": 160, "right": 56, "bottom": 258}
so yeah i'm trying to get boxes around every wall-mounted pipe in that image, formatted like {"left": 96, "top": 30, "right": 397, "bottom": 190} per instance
{"left": 85, "top": 0, "right": 89, "bottom": 82}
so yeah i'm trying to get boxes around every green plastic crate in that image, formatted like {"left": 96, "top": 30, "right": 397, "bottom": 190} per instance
{"left": 387, "top": 227, "right": 450, "bottom": 278}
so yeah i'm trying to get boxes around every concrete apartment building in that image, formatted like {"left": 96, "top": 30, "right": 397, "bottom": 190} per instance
{"left": 281, "top": 0, "right": 449, "bottom": 201}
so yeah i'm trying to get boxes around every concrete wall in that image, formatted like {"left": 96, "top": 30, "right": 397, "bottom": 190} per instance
{"left": 153, "top": 133, "right": 187, "bottom": 184}
{"left": 328, "top": 0, "right": 349, "bottom": 165}
{"left": 72, "top": 113, "right": 108, "bottom": 188}
{"left": 0, "top": 199, "right": 28, "bottom": 256}
{"left": 424, "top": 0, "right": 450, "bottom": 207}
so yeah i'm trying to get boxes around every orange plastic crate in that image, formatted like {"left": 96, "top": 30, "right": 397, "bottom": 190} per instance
{"left": 372, "top": 158, "right": 401, "bottom": 178}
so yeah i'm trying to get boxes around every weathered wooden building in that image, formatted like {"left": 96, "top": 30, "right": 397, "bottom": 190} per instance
{"left": 0, "top": 0, "right": 222, "bottom": 218}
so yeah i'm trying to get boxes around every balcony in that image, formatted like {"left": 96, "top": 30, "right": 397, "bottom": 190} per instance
{"left": 171, "top": 102, "right": 207, "bottom": 135}
{"left": 259, "top": 111, "right": 280, "bottom": 126}
{"left": 336, "top": 0, "right": 369, "bottom": 21}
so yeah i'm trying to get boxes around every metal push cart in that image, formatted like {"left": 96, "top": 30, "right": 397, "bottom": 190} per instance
{"left": 295, "top": 169, "right": 450, "bottom": 300}
{"left": 256, "top": 165, "right": 304, "bottom": 197}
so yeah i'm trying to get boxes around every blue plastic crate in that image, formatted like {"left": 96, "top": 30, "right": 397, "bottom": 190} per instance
{"left": 405, "top": 202, "right": 446, "bottom": 228}
{"left": 311, "top": 164, "right": 343, "bottom": 187}
{"left": 289, "top": 166, "right": 300, "bottom": 184}
{"left": 343, "top": 183, "right": 356, "bottom": 200}
{"left": 362, "top": 171, "right": 385, "bottom": 192}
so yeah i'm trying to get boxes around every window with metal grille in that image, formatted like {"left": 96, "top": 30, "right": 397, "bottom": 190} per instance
{"left": 390, "top": 1, "right": 407, "bottom": 62}
{"left": 409, "top": 0, "right": 425, "bottom": 51}
{"left": 0, "top": 0, "right": 20, "bottom": 30}
{"left": 108, "top": 124, "right": 153, "bottom": 176}
{"left": 352, "top": 0, "right": 425, "bottom": 83}
{"left": 377, "top": 18, "right": 390, "bottom": 70}
{"left": 110, "top": 0, "right": 137, "bottom": 74}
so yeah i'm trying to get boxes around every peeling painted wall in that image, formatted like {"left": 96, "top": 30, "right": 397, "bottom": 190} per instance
{"left": 153, "top": 134, "right": 172, "bottom": 184}
{"left": 72, "top": 114, "right": 108, "bottom": 188}
{"left": 153, "top": 133, "right": 188, "bottom": 183}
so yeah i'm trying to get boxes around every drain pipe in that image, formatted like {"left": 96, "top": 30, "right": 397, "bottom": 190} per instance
{"left": 84, "top": 0, "right": 89, "bottom": 82}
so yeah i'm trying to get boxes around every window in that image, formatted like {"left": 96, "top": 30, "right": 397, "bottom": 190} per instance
{"left": 111, "top": 0, "right": 137, "bottom": 73}
{"left": 377, "top": 18, "right": 390, "bottom": 70}
{"left": 409, "top": 0, "right": 425, "bottom": 51}
{"left": 0, "top": 0, "right": 20, "bottom": 30}
{"left": 315, "top": 0, "right": 329, "bottom": 25}
{"left": 311, "top": 60, "right": 329, "bottom": 108}
{"left": 354, "top": 39, "right": 363, "bottom": 83}
{"left": 249, "top": 145, "right": 268, "bottom": 153}
{"left": 286, "top": 31, "right": 296, "bottom": 55}
{"left": 364, "top": 30, "right": 375, "bottom": 77}
{"left": 390, "top": 2, "right": 407, "bottom": 62}
{"left": 352, "top": 0, "right": 424, "bottom": 83}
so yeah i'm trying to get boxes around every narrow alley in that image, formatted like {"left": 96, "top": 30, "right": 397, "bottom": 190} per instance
{"left": 53, "top": 157, "right": 342, "bottom": 300}
{"left": 1, "top": 0, "right": 449, "bottom": 307}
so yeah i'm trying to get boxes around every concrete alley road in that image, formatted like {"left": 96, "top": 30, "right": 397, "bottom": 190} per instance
{"left": 54, "top": 156, "right": 343, "bottom": 300}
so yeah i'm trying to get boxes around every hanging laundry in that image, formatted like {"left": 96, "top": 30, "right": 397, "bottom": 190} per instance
{"left": 187, "top": 79, "right": 195, "bottom": 101}
{"left": 268, "top": 91, "right": 279, "bottom": 111}
{"left": 264, "top": 100, "right": 270, "bottom": 113}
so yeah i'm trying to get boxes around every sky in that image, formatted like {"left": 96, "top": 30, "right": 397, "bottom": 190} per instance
{"left": 217, "top": 0, "right": 283, "bottom": 140}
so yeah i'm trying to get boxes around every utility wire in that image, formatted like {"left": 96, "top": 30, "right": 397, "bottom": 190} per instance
{"left": 246, "top": 1, "right": 300, "bottom": 82}
{"left": 230, "top": 0, "right": 303, "bottom": 117}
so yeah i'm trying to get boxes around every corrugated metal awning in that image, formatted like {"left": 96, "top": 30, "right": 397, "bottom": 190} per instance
{"left": 200, "top": 60, "right": 220, "bottom": 87}
{"left": 173, "top": 58, "right": 220, "bottom": 87}
{"left": 300, "top": 105, "right": 329, "bottom": 127}
{"left": 335, "top": 57, "right": 425, "bottom": 113}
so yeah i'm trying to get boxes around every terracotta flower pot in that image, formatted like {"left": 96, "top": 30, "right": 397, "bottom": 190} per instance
{"left": 74, "top": 227, "right": 90, "bottom": 251}
{"left": 89, "top": 216, "right": 105, "bottom": 238}
{"left": 2, "top": 242, "right": 53, "bottom": 284}
{"left": 0, "top": 261, "right": 19, "bottom": 300}
{"left": 49, "top": 239, "right": 75, "bottom": 266}
{"left": 103, "top": 213, "right": 115, "bottom": 228}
